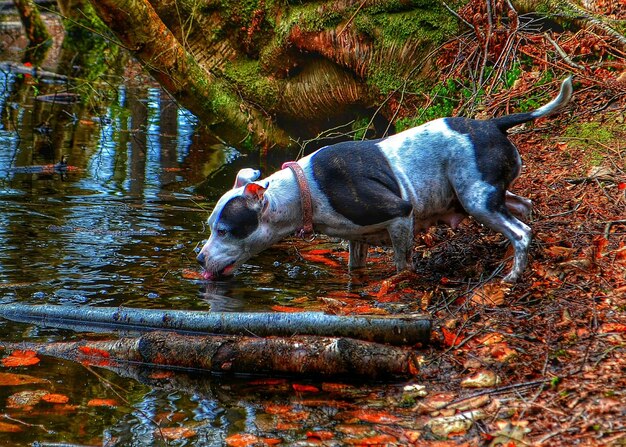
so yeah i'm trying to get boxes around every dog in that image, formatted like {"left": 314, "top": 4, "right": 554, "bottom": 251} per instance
{"left": 197, "top": 77, "right": 573, "bottom": 282}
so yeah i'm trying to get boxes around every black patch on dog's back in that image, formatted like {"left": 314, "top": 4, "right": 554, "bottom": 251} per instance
{"left": 445, "top": 117, "right": 520, "bottom": 193}
{"left": 311, "top": 141, "right": 412, "bottom": 226}
{"left": 218, "top": 196, "right": 259, "bottom": 239}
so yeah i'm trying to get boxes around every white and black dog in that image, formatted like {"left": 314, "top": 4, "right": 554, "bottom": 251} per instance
{"left": 197, "top": 77, "right": 573, "bottom": 282}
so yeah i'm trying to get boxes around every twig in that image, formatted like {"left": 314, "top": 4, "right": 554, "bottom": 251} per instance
{"left": 2, "top": 413, "right": 53, "bottom": 433}
{"left": 442, "top": 379, "right": 549, "bottom": 409}
{"left": 337, "top": 0, "right": 367, "bottom": 37}
{"left": 604, "top": 220, "right": 626, "bottom": 239}
{"left": 544, "top": 32, "right": 584, "bottom": 70}
{"left": 442, "top": 1, "right": 474, "bottom": 30}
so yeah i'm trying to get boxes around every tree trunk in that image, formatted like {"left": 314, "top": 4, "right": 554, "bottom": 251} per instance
{"left": 13, "top": 0, "right": 51, "bottom": 62}
{"left": 0, "top": 304, "right": 432, "bottom": 346}
{"left": 87, "top": 0, "right": 294, "bottom": 150}
{"left": 1, "top": 331, "right": 420, "bottom": 379}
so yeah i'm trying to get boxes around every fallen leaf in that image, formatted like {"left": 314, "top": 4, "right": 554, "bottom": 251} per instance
{"left": 78, "top": 347, "right": 110, "bottom": 358}
{"left": 307, "top": 430, "right": 334, "bottom": 440}
{"left": 489, "top": 421, "right": 531, "bottom": 446}
{"left": 336, "top": 409, "right": 401, "bottom": 424}
{"left": 7, "top": 389, "right": 48, "bottom": 408}
{"left": 0, "top": 421, "right": 22, "bottom": 433}
{"left": 2, "top": 350, "right": 41, "bottom": 367}
{"left": 442, "top": 327, "right": 463, "bottom": 347}
{"left": 336, "top": 424, "right": 373, "bottom": 436}
{"left": 490, "top": 344, "right": 517, "bottom": 362}
{"left": 461, "top": 370, "right": 500, "bottom": 388}
{"left": 149, "top": 370, "right": 175, "bottom": 380}
{"left": 276, "top": 421, "right": 301, "bottom": 430}
{"left": 0, "top": 372, "right": 49, "bottom": 386}
{"left": 292, "top": 383, "right": 319, "bottom": 393}
{"left": 41, "top": 393, "right": 70, "bottom": 404}
{"left": 87, "top": 398, "right": 118, "bottom": 408}
{"left": 544, "top": 245, "right": 576, "bottom": 259}
{"left": 321, "top": 382, "right": 356, "bottom": 393}
{"left": 427, "top": 410, "right": 485, "bottom": 437}
{"left": 600, "top": 323, "right": 626, "bottom": 333}
{"left": 158, "top": 426, "right": 197, "bottom": 440}
{"left": 344, "top": 434, "right": 398, "bottom": 444}
{"left": 181, "top": 269, "right": 205, "bottom": 280}
{"left": 470, "top": 283, "right": 508, "bottom": 306}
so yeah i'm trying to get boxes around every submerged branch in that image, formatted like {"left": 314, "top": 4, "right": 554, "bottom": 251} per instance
{"left": 0, "top": 304, "right": 432, "bottom": 346}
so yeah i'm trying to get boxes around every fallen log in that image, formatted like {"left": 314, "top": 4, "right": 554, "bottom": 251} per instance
{"left": 0, "top": 304, "right": 431, "bottom": 346}
{"left": 0, "top": 331, "right": 419, "bottom": 379}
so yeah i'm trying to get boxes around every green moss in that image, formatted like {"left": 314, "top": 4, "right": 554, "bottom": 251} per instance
{"left": 563, "top": 120, "right": 617, "bottom": 168}
{"left": 357, "top": 4, "right": 459, "bottom": 96}
{"left": 223, "top": 59, "right": 279, "bottom": 108}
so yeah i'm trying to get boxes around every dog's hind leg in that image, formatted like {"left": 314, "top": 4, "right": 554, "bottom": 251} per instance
{"left": 348, "top": 241, "right": 369, "bottom": 269}
{"left": 460, "top": 190, "right": 531, "bottom": 283}
{"left": 505, "top": 191, "right": 532, "bottom": 221}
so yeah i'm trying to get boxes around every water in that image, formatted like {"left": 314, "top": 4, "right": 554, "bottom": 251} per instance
{"left": 0, "top": 50, "right": 409, "bottom": 446}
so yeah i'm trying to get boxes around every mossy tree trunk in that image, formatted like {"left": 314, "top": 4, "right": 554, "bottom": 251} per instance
{"left": 13, "top": 0, "right": 52, "bottom": 62}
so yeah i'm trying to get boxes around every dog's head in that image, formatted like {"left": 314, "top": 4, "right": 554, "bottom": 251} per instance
{"left": 197, "top": 169, "right": 273, "bottom": 279}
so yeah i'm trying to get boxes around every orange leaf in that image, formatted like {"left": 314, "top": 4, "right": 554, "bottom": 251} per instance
{"left": 441, "top": 327, "right": 462, "bottom": 347}
{"left": 181, "top": 269, "right": 205, "bottom": 280}
{"left": 0, "top": 421, "right": 22, "bottom": 433}
{"left": 42, "top": 393, "right": 69, "bottom": 404}
{"left": 2, "top": 350, "right": 41, "bottom": 367}
{"left": 376, "top": 279, "right": 391, "bottom": 298}
{"left": 304, "top": 248, "right": 333, "bottom": 255}
{"left": 264, "top": 403, "right": 293, "bottom": 415}
{"left": 593, "top": 236, "right": 609, "bottom": 258}
{"left": 78, "top": 346, "right": 110, "bottom": 358}
{"left": 158, "top": 426, "right": 197, "bottom": 440}
{"left": 276, "top": 421, "right": 301, "bottom": 430}
{"left": 600, "top": 323, "right": 626, "bottom": 333}
{"left": 300, "top": 253, "right": 342, "bottom": 268}
{"left": 321, "top": 382, "right": 356, "bottom": 393}
{"left": 248, "top": 378, "right": 288, "bottom": 386}
{"left": 225, "top": 433, "right": 260, "bottom": 447}
{"left": 490, "top": 344, "right": 517, "bottom": 362}
{"left": 292, "top": 383, "right": 319, "bottom": 393}
{"left": 470, "top": 283, "right": 508, "bottom": 306}
{"left": 338, "top": 409, "right": 401, "bottom": 424}
{"left": 307, "top": 430, "right": 334, "bottom": 440}
{"left": 0, "top": 372, "right": 49, "bottom": 386}
{"left": 149, "top": 370, "right": 174, "bottom": 380}
{"left": 344, "top": 434, "right": 398, "bottom": 444}
{"left": 87, "top": 398, "right": 118, "bottom": 408}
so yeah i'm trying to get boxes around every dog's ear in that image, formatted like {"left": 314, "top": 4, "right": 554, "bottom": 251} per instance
{"left": 233, "top": 168, "right": 261, "bottom": 188}
{"left": 243, "top": 182, "right": 267, "bottom": 201}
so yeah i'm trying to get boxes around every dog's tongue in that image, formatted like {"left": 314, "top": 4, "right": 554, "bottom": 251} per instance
{"left": 201, "top": 270, "right": 215, "bottom": 280}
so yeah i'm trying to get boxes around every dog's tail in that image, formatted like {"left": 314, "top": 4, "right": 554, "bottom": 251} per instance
{"left": 493, "top": 76, "right": 573, "bottom": 132}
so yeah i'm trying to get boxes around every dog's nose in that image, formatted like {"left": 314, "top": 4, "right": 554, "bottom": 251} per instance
{"left": 196, "top": 252, "right": 206, "bottom": 266}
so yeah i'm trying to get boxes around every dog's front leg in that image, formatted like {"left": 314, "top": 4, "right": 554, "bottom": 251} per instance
{"left": 387, "top": 217, "right": 414, "bottom": 272}
{"left": 348, "top": 240, "right": 369, "bottom": 270}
